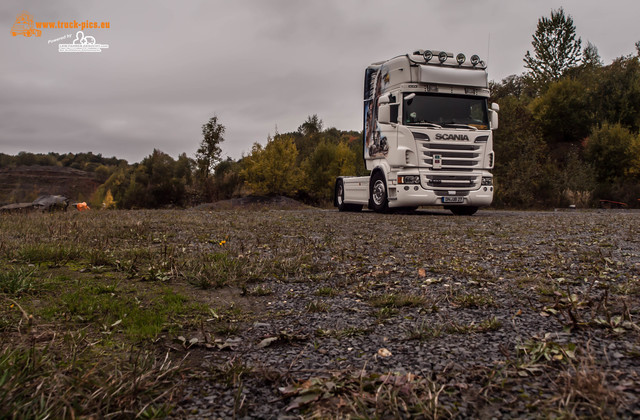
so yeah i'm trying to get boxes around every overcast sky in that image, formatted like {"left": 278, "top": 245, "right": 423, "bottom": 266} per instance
{"left": 1, "top": 0, "right": 638, "bottom": 163}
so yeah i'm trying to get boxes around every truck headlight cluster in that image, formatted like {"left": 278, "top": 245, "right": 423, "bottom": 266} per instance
{"left": 481, "top": 177, "right": 493, "bottom": 186}
{"left": 398, "top": 175, "right": 421, "bottom": 184}
{"left": 420, "top": 50, "right": 483, "bottom": 67}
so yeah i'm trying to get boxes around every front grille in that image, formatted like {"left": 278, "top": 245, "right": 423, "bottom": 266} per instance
{"left": 418, "top": 142, "right": 481, "bottom": 169}
{"left": 434, "top": 190, "right": 470, "bottom": 197}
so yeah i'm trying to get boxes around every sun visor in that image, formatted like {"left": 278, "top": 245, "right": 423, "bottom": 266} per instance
{"left": 419, "top": 65, "right": 488, "bottom": 88}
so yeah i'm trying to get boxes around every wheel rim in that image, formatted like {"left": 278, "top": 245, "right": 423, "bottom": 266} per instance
{"left": 337, "top": 183, "right": 344, "bottom": 206}
{"left": 372, "top": 180, "right": 386, "bottom": 206}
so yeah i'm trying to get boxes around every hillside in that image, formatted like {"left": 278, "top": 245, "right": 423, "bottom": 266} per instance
{"left": 0, "top": 165, "right": 100, "bottom": 205}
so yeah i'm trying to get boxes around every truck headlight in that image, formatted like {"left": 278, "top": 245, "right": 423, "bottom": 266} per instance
{"left": 398, "top": 175, "right": 421, "bottom": 184}
{"left": 481, "top": 177, "right": 493, "bottom": 186}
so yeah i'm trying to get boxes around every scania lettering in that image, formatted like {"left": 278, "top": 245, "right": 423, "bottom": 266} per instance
{"left": 334, "top": 49, "right": 499, "bottom": 216}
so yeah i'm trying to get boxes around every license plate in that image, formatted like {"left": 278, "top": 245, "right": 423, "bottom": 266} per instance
{"left": 442, "top": 196, "right": 464, "bottom": 203}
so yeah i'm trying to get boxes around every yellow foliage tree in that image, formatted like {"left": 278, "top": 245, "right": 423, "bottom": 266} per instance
{"left": 302, "top": 141, "right": 357, "bottom": 201}
{"left": 626, "top": 133, "right": 640, "bottom": 179}
{"left": 102, "top": 189, "right": 116, "bottom": 209}
{"left": 240, "top": 136, "right": 303, "bottom": 196}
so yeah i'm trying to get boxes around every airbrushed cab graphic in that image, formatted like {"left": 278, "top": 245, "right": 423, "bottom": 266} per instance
{"left": 11, "top": 12, "right": 41, "bottom": 37}
{"left": 335, "top": 49, "right": 499, "bottom": 215}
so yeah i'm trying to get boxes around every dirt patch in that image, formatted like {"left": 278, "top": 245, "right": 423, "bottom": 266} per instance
{"left": 0, "top": 165, "right": 100, "bottom": 204}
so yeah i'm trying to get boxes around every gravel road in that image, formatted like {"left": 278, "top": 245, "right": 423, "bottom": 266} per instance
{"left": 173, "top": 209, "right": 640, "bottom": 419}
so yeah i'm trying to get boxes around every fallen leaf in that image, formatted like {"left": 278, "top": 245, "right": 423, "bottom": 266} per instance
{"left": 257, "top": 336, "right": 279, "bottom": 348}
{"left": 286, "top": 391, "right": 322, "bottom": 411}
{"left": 418, "top": 268, "right": 426, "bottom": 277}
{"left": 378, "top": 348, "right": 392, "bottom": 357}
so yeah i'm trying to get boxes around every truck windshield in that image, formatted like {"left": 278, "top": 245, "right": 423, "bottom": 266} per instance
{"left": 403, "top": 93, "right": 489, "bottom": 130}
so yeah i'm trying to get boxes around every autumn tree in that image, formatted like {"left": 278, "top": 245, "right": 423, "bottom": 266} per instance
{"left": 302, "top": 141, "right": 357, "bottom": 201}
{"left": 196, "top": 115, "right": 225, "bottom": 179}
{"left": 524, "top": 8, "right": 582, "bottom": 85}
{"left": 240, "top": 135, "right": 302, "bottom": 196}
{"left": 529, "top": 78, "right": 592, "bottom": 143}
{"left": 584, "top": 123, "right": 640, "bottom": 183}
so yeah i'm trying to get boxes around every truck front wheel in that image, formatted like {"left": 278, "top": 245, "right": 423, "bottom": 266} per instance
{"left": 370, "top": 172, "right": 389, "bottom": 213}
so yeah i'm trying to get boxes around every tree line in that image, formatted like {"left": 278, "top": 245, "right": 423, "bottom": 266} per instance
{"left": 0, "top": 116, "right": 364, "bottom": 209}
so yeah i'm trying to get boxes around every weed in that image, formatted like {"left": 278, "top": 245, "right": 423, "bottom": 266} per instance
{"left": 516, "top": 334, "right": 577, "bottom": 375}
{"left": 369, "top": 293, "right": 427, "bottom": 309}
{"left": 17, "top": 243, "right": 82, "bottom": 265}
{"left": 244, "top": 285, "right": 273, "bottom": 296}
{"left": 373, "top": 306, "right": 398, "bottom": 321}
{"left": 315, "top": 326, "right": 369, "bottom": 339}
{"left": 306, "top": 300, "right": 329, "bottom": 313}
{"left": 452, "top": 292, "right": 497, "bottom": 308}
{"left": 408, "top": 321, "right": 444, "bottom": 341}
{"left": 143, "top": 264, "right": 172, "bottom": 282}
{"left": 86, "top": 248, "right": 114, "bottom": 267}
{"left": 314, "top": 286, "right": 339, "bottom": 297}
{"left": 188, "top": 252, "right": 242, "bottom": 289}
{"left": 0, "top": 267, "right": 37, "bottom": 294}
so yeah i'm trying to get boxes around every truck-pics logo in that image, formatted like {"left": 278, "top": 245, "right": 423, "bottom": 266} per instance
{"left": 11, "top": 12, "right": 41, "bottom": 37}
{"left": 10, "top": 11, "right": 110, "bottom": 41}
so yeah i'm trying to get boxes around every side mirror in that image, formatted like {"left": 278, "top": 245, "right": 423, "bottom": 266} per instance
{"left": 378, "top": 94, "right": 391, "bottom": 105}
{"left": 490, "top": 103, "right": 499, "bottom": 129}
{"left": 378, "top": 104, "right": 391, "bottom": 124}
{"left": 490, "top": 110, "right": 498, "bottom": 130}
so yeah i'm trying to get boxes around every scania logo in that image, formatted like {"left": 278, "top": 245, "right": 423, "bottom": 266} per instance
{"left": 435, "top": 134, "right": 469, "bottom": 141}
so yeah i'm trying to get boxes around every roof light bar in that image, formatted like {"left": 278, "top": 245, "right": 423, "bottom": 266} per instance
{"left": 470, "top": 55, "right": 480, "bottom": 66}
{"left": 456, "top": 53, "right": 466, "bottom": 65}
{"left": 438, "top": 51, "right": 447, "bottom": 63}
{"left": 423, "top": 50, "right": 433, "bottom": 62}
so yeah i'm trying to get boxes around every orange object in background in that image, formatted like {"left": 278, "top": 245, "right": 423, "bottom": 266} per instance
{"left": 76, "top": 202, "right": 90, "bottom": 211}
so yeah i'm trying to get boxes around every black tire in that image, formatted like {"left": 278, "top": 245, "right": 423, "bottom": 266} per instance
{"left": 448, "top": 206, "right": 478, "bottom": 216}
{"left": 370, "top": 172, "right": 389, "bottom": 213}
{"left": 335, "top": 179, "right": 362, "bottom": 212}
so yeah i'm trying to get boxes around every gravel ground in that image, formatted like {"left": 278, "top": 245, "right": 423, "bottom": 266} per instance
{"left": 171, "top": 209, "right": 640, "bottom": 419}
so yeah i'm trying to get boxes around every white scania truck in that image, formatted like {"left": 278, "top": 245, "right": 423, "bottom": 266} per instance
{"left": 335, "top": 49, "right": 498, "bottom": 215}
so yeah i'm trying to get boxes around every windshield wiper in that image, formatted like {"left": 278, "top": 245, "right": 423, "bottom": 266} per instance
{"left": 442, "top": 123, "right": 478, "bottom": 131}
{"left": 408, "top": 122, "right": 442, "bottom": 128}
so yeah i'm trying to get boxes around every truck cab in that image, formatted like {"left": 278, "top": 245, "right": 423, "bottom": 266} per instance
{"left": 335, "top": 49, "right": 498, "bottom": 215}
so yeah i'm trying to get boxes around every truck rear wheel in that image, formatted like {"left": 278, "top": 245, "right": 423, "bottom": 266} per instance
{"left": 448, "top": 206, "right": 478, "bottom": 216}
{"left": 335, "top": 179, "right": 362, "bottom": 212}
{"left": 370, "top": 172, "right": 389, "bottom": 213}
